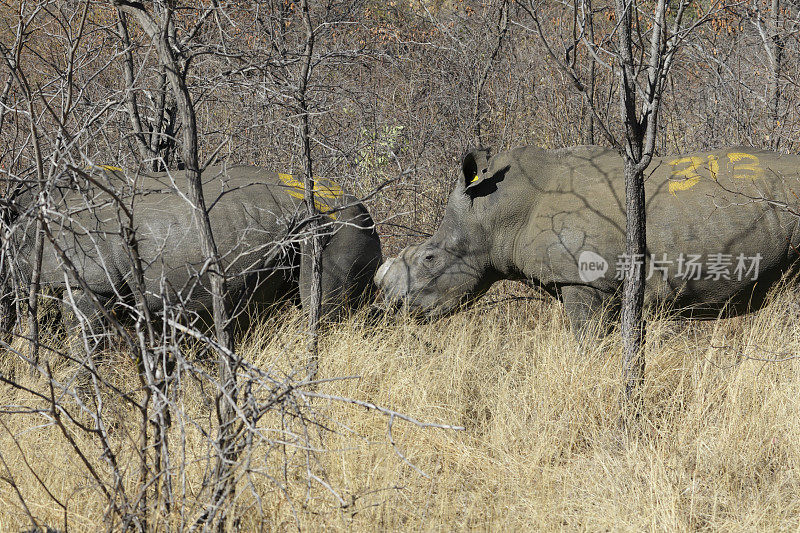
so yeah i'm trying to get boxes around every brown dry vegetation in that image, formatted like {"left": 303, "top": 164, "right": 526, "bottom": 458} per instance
{"left": 1, "top": 282, "right": 799, "bottom": 531}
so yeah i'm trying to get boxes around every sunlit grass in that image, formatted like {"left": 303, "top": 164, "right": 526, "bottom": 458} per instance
{"left": 1, "top": 285, "right": 799, "bottom": 531}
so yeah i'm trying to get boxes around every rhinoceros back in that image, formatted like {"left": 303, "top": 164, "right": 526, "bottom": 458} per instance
{"left": 23, "top": 165, "right": 380, "bottom": 320}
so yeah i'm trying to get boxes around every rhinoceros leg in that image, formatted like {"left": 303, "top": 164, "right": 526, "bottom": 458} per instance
{"left": 299, "top": 227, "right": 380, "bottom": 320}
{"left": 560, "top": 285, "right": 615, "bottom": 345}
{"left": 60, "top": 288, "right": 111, "bottom": 389}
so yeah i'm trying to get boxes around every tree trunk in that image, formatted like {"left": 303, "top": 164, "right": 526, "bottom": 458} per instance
{"left": 298, "top": 0, "right": 321, "bottom": 379}
{"left": 26, "top": 218, "right": 43, "bottom": 369}
{"left": 767, "top": 0, "right": 782, "bottom": 150}
{"left": 621, "top": 159, "right": 646, "bottom": 409}
{"left": 113, "top": 2, "right": 238, "bottom": 527}
{"left": 169, "top": 47, "right": 238, "bottom": 533}
{"left": 472, "top": 0, "right": 509, "bottom": 147}
{"left": 584, "top": 60, "right": 596, "bottom": 145}
{"left": 615, "top": 0, "right": 648, "bottom": 419}
{"left": 0, "top": 248, "right": 17, "bottom": 344}
{"left": 0, "top": 157, "right": 19, "bottom": 344}
{"left": 583, "top": 0, "right": 597, "bottom": 145}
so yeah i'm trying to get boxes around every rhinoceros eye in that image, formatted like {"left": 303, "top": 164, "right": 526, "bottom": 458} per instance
{"left": 423, "top": 253, "right": 435, "bottom": 264}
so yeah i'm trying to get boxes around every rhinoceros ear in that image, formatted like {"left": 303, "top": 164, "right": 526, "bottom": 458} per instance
{"left": 462, "top": 148, "right": 491, "bottom": 191}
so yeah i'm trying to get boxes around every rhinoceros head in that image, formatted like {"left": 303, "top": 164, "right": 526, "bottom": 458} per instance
{"left": 375, "top": 148, "right": 503, "bottom": 317}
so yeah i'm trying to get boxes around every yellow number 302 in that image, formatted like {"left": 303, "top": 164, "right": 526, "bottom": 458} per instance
{"left": 668, "top": 152, "right": 761, "bottom": 196}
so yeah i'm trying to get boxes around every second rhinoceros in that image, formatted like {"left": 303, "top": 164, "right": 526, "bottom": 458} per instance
{"left": 375, "top": 145, "right": 800, "bottom": 336}
{"left": 12, "top": 165, "right": 382, "bottom": 334}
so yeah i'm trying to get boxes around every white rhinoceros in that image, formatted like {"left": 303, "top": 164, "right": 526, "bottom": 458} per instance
{"left": 376, "top": 145, "right": 800, "bottom": 336}
{"left": 13, "top": 165, "right": 382, "bottom": 334}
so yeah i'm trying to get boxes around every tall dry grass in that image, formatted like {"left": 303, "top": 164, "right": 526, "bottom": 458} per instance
{"left": 1, "top": 284, "right": 799, "bottom": 531}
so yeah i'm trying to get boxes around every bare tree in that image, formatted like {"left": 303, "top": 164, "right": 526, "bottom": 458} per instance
{"left": 0, "top": 2, "right": 460, "bottom": 529}
{"left": 297, "top": 0, "right": 323, "bottom": 380}
{"left": 116, "top": 9, "right": 178, "bottom": 171}
{"left": 749, "top": 0, "right": 787, "bottom": 149}
{"left": 520, "top": 0, "right": 715, "bottom": 418}
{"left": 110, "top": 2, "right": 241, "bottom": 527}
{"left": 474, "top": 0, "right": 510, "bottom": 147}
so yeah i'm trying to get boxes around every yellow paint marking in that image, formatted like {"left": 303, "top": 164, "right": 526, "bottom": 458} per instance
{"left": 276, "top": 172, "right": 342, "bottom": 219}
{"left": 708, "top": 154, "right": 719, "bottom": 180}
{"left": 669, "top": 152, "right": 762, "bottom": 195}
{"left": 277, "top": 173, "right": 343, "bottom": 199}
{"left": 726, "top": 152, "right": 763, "bottom": 180}
{"left": 668, "top": 156, "right": 702, "bottom": 196}
{"left": 85, "top": 164, "right": 124, "bottom": 172}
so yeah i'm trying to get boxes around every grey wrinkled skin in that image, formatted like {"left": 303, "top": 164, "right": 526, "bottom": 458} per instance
{"left": 13, "top": 165, "right": 382, "bottom": 333}
{"left": 376, "top": 145, "right": 800, "bottom": 337}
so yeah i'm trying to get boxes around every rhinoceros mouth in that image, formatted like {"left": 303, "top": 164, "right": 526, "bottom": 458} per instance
{"left": 374, "top": 252, "right": 487, "bottom": 320}
{"left": 375, "top": 285, "right": 477, "bottom": 321}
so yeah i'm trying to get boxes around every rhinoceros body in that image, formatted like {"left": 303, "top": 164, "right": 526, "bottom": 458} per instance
{"left": 376, "top": 145, "right": 800, "bottom": 334}
{"left": 16, "top": 165, "right": 382, "bottom": 330}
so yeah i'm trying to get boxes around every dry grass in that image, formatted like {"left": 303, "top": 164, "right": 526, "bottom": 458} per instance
{"left": 1, "top": 286, "right": 800, "bottom": 531}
